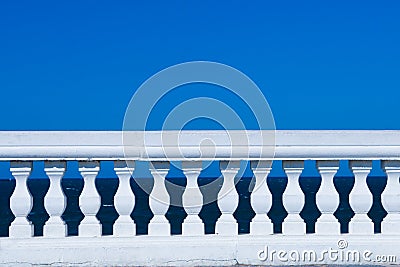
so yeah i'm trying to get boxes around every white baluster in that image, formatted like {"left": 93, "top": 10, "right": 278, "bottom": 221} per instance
{"left": 182, "top": 161, "right": 204, "bottom": 236}
{"left": 349, "top": 160, "right": 373, "bottom": 234}
{"left": 113, "top": 161, "right": 136, "bottom": 236}
{"left": 282, "top": 161, "right": 305, "bottom": 235}
{"left": 43, "top": 161, "right": 67, "bottom": 237}
{"left": 9, "top": 161, "right": 33, "bottom": 238}
{"left": 250, "top": 161, "right": 273, "bottom": 235}
{"left": 381, "top": 160, "right": 400, "bottom": 234}
{"left": 216, "top": 161, "right": 240, "bottom": 235}
{"left": 148, "top": 161, "right": 170, "bottom": 236}
{"left": 316, "top": 160, "right": 340, "bottom": 234}
{"left": 78, "top": 161, "right": 101, "bottom": 237}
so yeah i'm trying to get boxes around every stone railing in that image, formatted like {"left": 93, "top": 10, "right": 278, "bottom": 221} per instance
{"left": 0, "top": 130, "right": 400, "bottom": 266}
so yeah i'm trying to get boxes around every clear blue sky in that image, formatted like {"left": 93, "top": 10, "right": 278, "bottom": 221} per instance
{"left": 1, "top": 1, "right": 399, "bottom": 130}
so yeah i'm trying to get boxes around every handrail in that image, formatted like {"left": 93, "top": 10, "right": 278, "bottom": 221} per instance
{"left": 0, "top": 130, "right": 399, "bottom": 160}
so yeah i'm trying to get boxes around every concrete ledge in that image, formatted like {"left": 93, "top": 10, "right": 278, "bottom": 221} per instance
{"left": 0, "top": 235, "right": 399, "bottom": 266}
{"left": 0, "top": 131, "right": 400, "bottom": 160}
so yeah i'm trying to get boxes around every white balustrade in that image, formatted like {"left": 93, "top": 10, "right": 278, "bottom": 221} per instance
{"left": 9, "top": 161, "right": 33, "bottom": 238}
{"left": 250, "top": 160, "right": 273, "bottom": 235}
{"left": 43, "top": 161, "right": 67, "bottom": 237}
{"left": 78, "top": 161, "right": 101, "bottom": 237}
{"left": 349, "top": 160, "right": 373, "bottom": 234}
{"left": 148, "top": 161, "right": 170, "bottom": 236}
{"left": 282, "top": 160, "right": 305, "bottom": 235}
{"left": 215, "top": 161, "right": 240, "bottom": 235}
{"left": 113, "top": 160, "right": 136, "bottom": 236}
{"left": 381, "top": 160, "right": 400, "bottom": 234}
{"left": 315, "top": 160, "right": 340, "bottom": 234}
{"left": 181, "top": 161, "right": 204, "bottom": 236}
{"left": 2, "top": 131, "right": 400, "bottom": 266}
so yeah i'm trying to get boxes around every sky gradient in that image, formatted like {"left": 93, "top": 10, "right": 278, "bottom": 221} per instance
{"left": 1, "top": 1, "right": 399, "bottom": 130}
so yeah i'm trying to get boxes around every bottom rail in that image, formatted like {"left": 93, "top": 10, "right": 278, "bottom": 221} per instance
{"left": 0, "top": 235, "right": 399, "bottom": 266}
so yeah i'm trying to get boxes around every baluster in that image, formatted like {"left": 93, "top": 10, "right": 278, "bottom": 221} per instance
{"left": 9, "top": 161, "right": 33, "bottom": 238}
{"left": 282, "top": 161, "right": 305, "bottom": 235}
{"left": 216, "top": 161, "right": 240, "bottom": 235}
{"left": 113, "top": 161, "right": 136, "bottom": 236}
{"left": 148, "top": 161, "right": 170, "bottom": 236}
{"left": 349, "top": 160, "right": 373, "bottom": 234}
{"left": 381, "top": 160, "right": 400, "bottom": 234}
{"left": 250, "top": 161, "right": 273, "bottom": 235}
{"left": 78, "top": 161, "right": 101, "bottom": 237}
{"left": 316, "top": 160, "right": 340, "bottom": 234}
{"left": 181, "top": 161, "right": 204, "bottom": 235}
{"left": 43, "top": 161, "right": 67, "bottom": 237}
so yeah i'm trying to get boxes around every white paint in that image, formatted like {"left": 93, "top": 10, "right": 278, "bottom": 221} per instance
{"left": 349, "top": 161, "right": 374, "bottom": 235}
{"left": 1, "top": 131, "right": 400, "bottom": 266}
{"left": 215, "top": 161, "right": 240, "bottom": 235}
{"left": 0, "top": 235, "right": 399, "bottom": 266}
{"left": 282, "top": 161, "right": 305, "bottom": 235}
{"left": 181, "top": 161, "right": 204, "bottom": 236}
{"left": 43, "top": 161, "right": 67, "bottom": 237}
{"left": 113, "top": 161, "right": 136, "bottom": 237}
{"left": 78, "top": 161, "right": 101, "bottom": 237}
{"left": 315, "top": 160, "right": 340, "bottom": 235}
{"left": 381, "top": 160, "right": 400, "bottom": 234}
{"left": 148, "top": 161, "right": 171, "bottom": 236}
{"left": 9, "top": 162, "right": 33, "bottom": 238}
{"left": 0, "top": 130, "right": 400, "bottom": 160}
{"left": 250, "top": 161, "right": 273, "bottom": 235}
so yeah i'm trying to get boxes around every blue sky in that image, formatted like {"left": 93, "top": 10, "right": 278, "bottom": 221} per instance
{"left": 1, "top": 1, "right": 399, "bottom": 130}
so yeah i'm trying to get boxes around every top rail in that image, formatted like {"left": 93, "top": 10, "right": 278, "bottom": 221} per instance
{"left": 0, "top": 130, "right": 399, "bottom": 161}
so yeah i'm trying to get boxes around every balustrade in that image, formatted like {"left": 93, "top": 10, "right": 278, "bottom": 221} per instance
{"left": 78, "top": 161, "right": 101, "bottom": 237}
{"left": 282, "top": 160, "right": 305, "bottom": 235}
{"left": 181, "top": 161, "right": 204, "bottom": 236}
{"left": 148, "top": 161, "right": 170, "bottom": 236}
{"left": 215, "top": 161, "right": 240, "bottom": 235}
{"left": 43, "top": 161, "right": 67, "bottom": 237}
{"left": 1, "top": 131, "right": 400, "bottom": 266}
{"left": 315, "top": 160, "right": 340, "bottom": 234}
{"left": 5, "top": 158, "right": 398, "bottom": 238}
{"left": 113, "top": 160, "right": 135, "bottom": 236}
{"left": 250, "top": 160, "right": 273, "bottom": 235}
{"left": 349, "top": 160, "right": 373, "bottom": 234}
{"left": 381, "top": 160, "right": 400, "bottom": 234}
{"left": 9, "top": 162, "right": 33, "bottom": 238}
